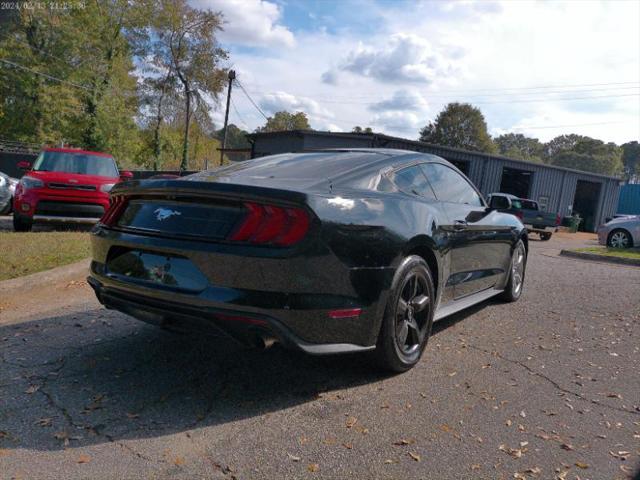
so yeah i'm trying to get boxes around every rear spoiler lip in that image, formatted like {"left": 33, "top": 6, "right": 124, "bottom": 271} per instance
{"left": 111, "top": 179, "right": 309, "bottom": 206}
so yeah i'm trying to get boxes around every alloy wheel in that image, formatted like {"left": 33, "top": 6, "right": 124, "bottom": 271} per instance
{"left": 511, "top": 243, "right": 526, "bottom": 296}
{"left": 395, "top": 272, "right": 430, "bottom": 355}
{"left": 609, "top": 231, "right": 629, "bottom": 248}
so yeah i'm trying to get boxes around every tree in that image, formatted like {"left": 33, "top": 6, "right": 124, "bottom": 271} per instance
{"left": 149, "top": 0, "right": 228, "bottom": 171}
{"left": 542, "top": 134, "right": 587, "bottom": 161}
{"left": 352, "top": 126, "right": 373, "bottom": 134}
{"left": 256, "top": 111, "right": 311, "bottom": 133}
{"left": 418, "top": 102, "right": 496, "bottom": 154}
{"left": 621, "top": 141, "right": 640, "bottom": 182}
{"left": 549, "top": 137, "right": 623, "bottom": 176}
{"left": 494, "top": 133, "right": 544, "bottom": 163}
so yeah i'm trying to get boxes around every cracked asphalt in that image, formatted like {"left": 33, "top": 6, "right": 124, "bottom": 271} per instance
{"left": 1, "top": 233, "right": 639, "bottom": 479}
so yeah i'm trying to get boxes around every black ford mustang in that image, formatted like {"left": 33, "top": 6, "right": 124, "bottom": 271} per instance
{"left": 88, "top": 149, "right": 527, "bottom": 371}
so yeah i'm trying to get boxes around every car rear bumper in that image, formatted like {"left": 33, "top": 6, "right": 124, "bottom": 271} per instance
{"left": 88, "top": 226, "right": 394, "bottom": 353}
{"left": 13, "top": 190, "right": 108, "bottom": 224}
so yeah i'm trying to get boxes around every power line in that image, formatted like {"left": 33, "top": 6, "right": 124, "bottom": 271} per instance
{"left": 0, "top": 58, "right": 92, "bottom": 91}
{"left": 230, "top": 96, "right": 251, "bottom": 130}
{"left": 240, "top": 80, "right": 640, "bottom": 100}
{"left": 234, "top": 79, "right": 269, "bottom": 121}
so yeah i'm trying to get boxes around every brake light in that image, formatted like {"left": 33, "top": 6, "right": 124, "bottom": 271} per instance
{"left": 228, "top": 202, "right": 310, "bottom": 246}
{"left": 100, "top": 195, "right": 128, "bottom": 226}
{"left": 515, "top": 210, "right": 524, "bottom": 220}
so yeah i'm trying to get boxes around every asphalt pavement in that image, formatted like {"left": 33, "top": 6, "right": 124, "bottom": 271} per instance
{"left": 1, "top": 233, "right": 639, "bottom": 479}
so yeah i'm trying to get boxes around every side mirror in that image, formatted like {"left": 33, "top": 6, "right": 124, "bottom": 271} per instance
{"left": 119, "top": 170, "right": 134, "bottom": 181}
{"left": 17, "top": 161, "right": 32, "bottom": 171}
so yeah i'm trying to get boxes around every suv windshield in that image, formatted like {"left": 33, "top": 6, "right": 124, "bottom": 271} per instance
{"left": 33, "top": 151, "right": 118, "bottom": 177}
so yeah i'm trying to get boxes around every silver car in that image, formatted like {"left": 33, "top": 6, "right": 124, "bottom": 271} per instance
{"left": 597, "top": 215, "right": 640, "bottom": 248}
{"left": 0, "top": 172, "right": 18, "bottom": 215}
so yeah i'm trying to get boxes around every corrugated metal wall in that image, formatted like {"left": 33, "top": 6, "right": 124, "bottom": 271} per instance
{"left": 617, "top": 184, "right": 640, "bottom": 214}
{"left": 249, "top": 131, "right": 622, "bottom": 231}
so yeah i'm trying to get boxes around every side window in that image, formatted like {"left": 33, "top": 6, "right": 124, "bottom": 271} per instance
{"left": 421, "top": 163, "right": 483, "bottom": 206}
{"left": 389, "top": 165, "right": 436, "bottom": 199}
{"left": 489, "top": 195, "right": 510, "bottom": 209}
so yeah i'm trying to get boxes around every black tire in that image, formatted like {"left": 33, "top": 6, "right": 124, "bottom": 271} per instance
{"left": 540, "top": 232, "right": 552, "bottom": 241}
{"left": 607, "top": 229, "right": 633, "bottom": 249}
{"left": 375, "top": 255, "right": 435, "bottom": 373}
{"left": 499, "top": 239, "right": 527, "bottom": 302}
{"left": 13, "top": 214, "right": 32, "bottom": 232}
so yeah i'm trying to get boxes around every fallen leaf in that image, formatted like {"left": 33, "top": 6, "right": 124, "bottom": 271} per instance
{"left": 287, "top": 453, "right": 301, "bottom": 462}
{"left": 575, "top": 462, "right": 589, "bottom": 469}
{"left": 174, "top": 457, "right": 185, "bottom": 466}
{"left": 25, "top": 385, "right": 40, "bottom": 394}
{"left": 525, "top": 467, "right": 542, "bottom": 474}
{"left": 342, "top": 443, "right": 353, "bottom": 450}
{"left": 35, "top": 418, "right": 52, "bottom": 427}
{"left": 77, "top": 454, "right": 91, "bottom": 464}
{"left": 345, "top": 416, "right": 358, "bottom": 428}
{"left": 560, "top": 443, "right": 574, "bottom": 451}
{"left": 519, "top": 441, "right": 529, "bottom": 447}
{"left": 471, "top": 464, "right": 481, "bottom": 470}
{"left": 506, "top": 419, "right": 513, "bottom": 426}
{"left": 384, "top": 459, "right": 397, "bottom": 464}
{"left": 408, "top": 452, "right": 421, "bottom": 462}
{"left": 393, "top": 439, "right": 413, "bottom": 446}
{"left": 606, "top": 393, "right": 622, "bottom": 399}
{"left": 448, "top": 371, "right": 457, "bottom": 377}
{"left": 520, "top": 410, "right": 526, "bottom": 418}
{"left": 307, "top": 463, "right": 319, "bottom": 472}
{"left": 126, "top": 413, "right": 139, "bottom": 419}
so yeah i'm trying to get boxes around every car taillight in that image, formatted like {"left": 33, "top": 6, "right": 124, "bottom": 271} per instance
{"left": 515, "top": 210, "right": 524, "bottom": 220}
{"left": 100, "top": 195, "right": 128, "bottom": 226}
{"left": 228, "top": 202, "right": 310, "bottom": 246}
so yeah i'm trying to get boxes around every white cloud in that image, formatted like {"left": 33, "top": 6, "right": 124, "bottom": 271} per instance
{"left": 370, "top": 111, "right": 422, "bottom": 135}
{"left": 258, "top": 91, "right": 343, "bottom": 130}
{"left": 369, "top": 89, "right": 429, "bottom": 112}
{"left": 195, "top": 0, "right": 295, "bottom": 48}
{"left": 331, "top": 33, "right": 462, "bottom": 84}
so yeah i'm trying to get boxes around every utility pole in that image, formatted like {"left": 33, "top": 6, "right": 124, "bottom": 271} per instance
{"left": 219, "top": 69, "right": 236, "bottom": 167}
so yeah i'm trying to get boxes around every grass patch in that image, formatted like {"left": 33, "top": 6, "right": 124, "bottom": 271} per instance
{"left": 0, "top": 231, "right": 90, "bottom": 281}
{"left": 574, "top": 246, "right": 640, "bottom": 260}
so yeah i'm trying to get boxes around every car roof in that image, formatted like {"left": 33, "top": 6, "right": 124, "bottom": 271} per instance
{"left": 43, "top": 147, "right": 113, "bottom": 158}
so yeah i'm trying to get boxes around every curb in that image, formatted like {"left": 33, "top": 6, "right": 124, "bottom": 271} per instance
{"left": 559, "top": 250, "right": 640, "bottom": 267}
{"left": 0, "top": 258, "right": 91, "bottom": 294}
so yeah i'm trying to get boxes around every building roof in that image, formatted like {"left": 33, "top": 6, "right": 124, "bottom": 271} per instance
{"left": 247, "top": 130, "right": 621, "bottom": 181}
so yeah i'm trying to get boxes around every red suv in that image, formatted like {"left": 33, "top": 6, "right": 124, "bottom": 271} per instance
{"left": 13, "top": 148, "right": 132, "bottom": 231}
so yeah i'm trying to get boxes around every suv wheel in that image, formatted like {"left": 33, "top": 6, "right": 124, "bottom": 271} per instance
{"left": 13, "top": 214, "right": 33, "bottom": 232}
{"left": 375, "top": 255, "right": 435, "bottom": 373}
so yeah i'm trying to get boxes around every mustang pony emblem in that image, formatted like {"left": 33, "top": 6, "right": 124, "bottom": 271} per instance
{"left": 154, "top": 208, "right": 182, "bottom": 221}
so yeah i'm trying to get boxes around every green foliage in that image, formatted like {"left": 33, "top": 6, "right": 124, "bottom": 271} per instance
{"left": 621, "top": 141, "right": 640, "bottom": 181}
{"left": 495, "top": 133, "right": 544, "bottom": 163}
{"left": 549, "top": 138, "right": 623, "bottom": 176}
{"left": 257, "top": 111, "right": 311, "bottom": 132}
{"left": 352, "top": 126, "right": 373, "bottom": 134}
{"left": 419, "top": 103, "right": 497, "bottom": 154}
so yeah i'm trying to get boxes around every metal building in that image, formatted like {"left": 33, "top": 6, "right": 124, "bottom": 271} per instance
{"left": 247, "top": 130, "right": 622, "bottom": 232}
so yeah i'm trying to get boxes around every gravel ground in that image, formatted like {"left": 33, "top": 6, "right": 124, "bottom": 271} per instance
{"left": 1, "top": 233, "right": 639, "bottom": 480}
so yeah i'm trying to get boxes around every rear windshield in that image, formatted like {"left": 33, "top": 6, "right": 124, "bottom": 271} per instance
{"left": 33, "top": 151, "right": 118, "bottom": 177}
{"left": 510, "top": 199, "right": 522, "bottom": 209}
{"left": 520, "top": 200, "right": 538, "bottom": 210}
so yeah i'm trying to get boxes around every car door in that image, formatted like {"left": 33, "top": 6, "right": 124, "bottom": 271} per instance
{"left": 421, "top": 163, "right": 512, "bottom": 299}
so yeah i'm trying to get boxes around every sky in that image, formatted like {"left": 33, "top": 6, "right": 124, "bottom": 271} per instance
{"left": 195, "top": 0, "right": 640, "bottom": 144}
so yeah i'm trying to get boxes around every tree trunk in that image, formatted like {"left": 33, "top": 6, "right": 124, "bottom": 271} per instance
{"left": 180, "top": 88, "right": 191, "bottom": 172}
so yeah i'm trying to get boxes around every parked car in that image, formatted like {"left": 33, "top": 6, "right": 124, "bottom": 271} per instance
{"left": 487, "top": 193, "right": 559, "bottom": 240}
{"left": 0, "top": 171, "right": 18, "bottom": 215}
{"left": 597, "top": 215, "right": 639, "bottom": 248}
{"left": 88, "top": 149, "right": 528, "bottom": 372}
{"left": 12, "top": 147, "right": 132, "bottom": 231}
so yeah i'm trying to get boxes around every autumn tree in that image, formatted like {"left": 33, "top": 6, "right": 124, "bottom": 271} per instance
{"left": 148, "top": 0, "right": 228, "bottom": 171}
{"left": 419, "top": 103, "right": 496, "bottom": 154}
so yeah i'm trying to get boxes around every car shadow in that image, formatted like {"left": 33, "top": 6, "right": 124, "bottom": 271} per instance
{"left": 0, "top": 308, "right": 390, "bottom": 452}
